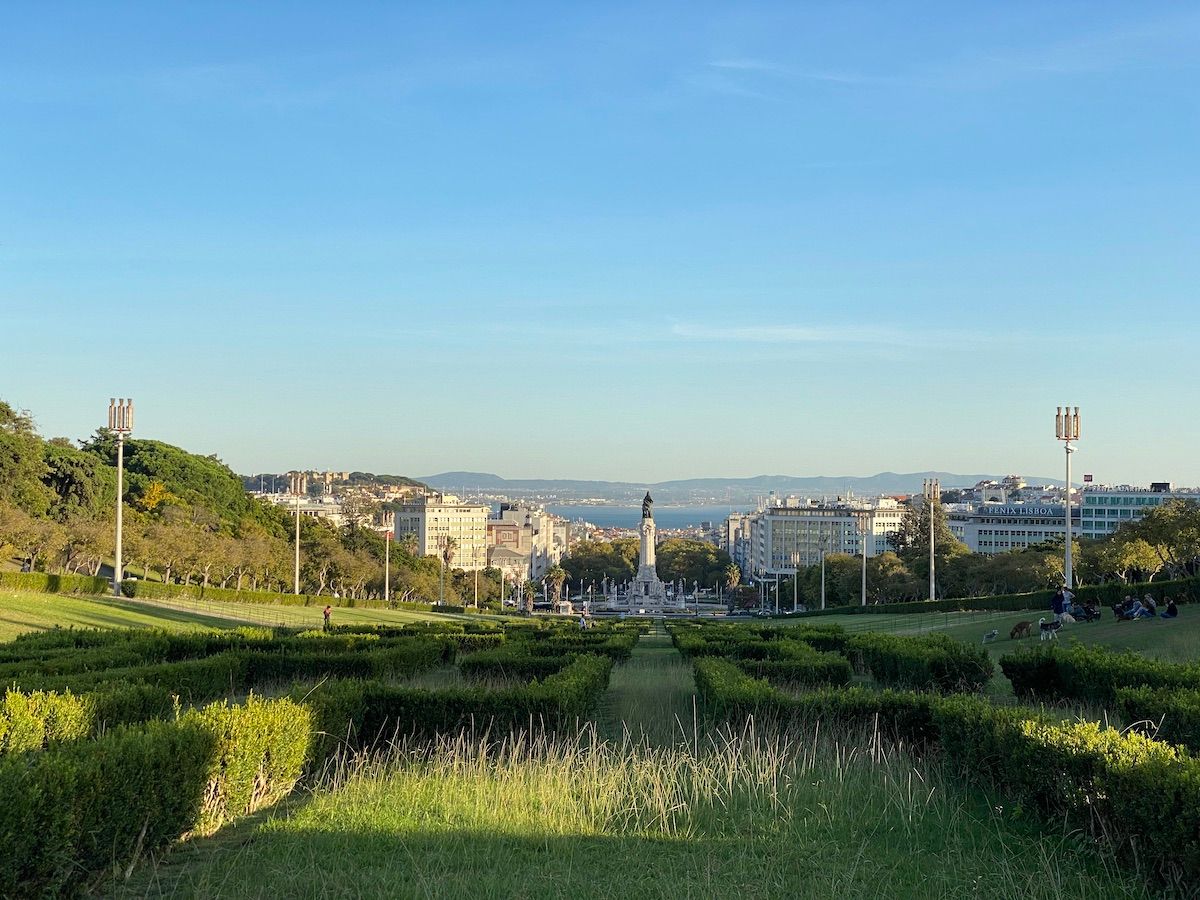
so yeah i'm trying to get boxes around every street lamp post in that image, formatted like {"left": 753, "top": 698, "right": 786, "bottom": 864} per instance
{"left": 106, "top": 398, "right": 133, "bottom": 597}
{"left": 382, "top": 511, "right": 395, "bottom": 604}
{"left": 854, "top": 509, "right": 870, "bottom": 607}
{"left": 923, "top": 478, "right": 940, "bottom": 602}
{"left": 1056, "top": 406, "right": 1081, "bottom": 589}
{"left": 289, "top": 472, "right": 306, "bottom": 594}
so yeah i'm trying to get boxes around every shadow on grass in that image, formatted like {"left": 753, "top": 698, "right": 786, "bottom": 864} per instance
{"left": 111, "top": 822, "right": 823, "bottom": 899}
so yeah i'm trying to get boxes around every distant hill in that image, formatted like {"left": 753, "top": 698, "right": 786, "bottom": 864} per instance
{"left": 419, "top": 471, "right": 1065, "bottom": 504}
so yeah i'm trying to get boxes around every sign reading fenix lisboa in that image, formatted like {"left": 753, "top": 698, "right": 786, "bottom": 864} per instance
{"left": 978, "top": 505, "right": 1068, "bottom": 518}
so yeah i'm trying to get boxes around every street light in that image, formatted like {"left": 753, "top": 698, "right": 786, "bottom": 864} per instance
{"left": 382, "top": 510, "right": 395, "bottom": 604}
{"left": 1056, "top": 406, "right": 1081, "bottom": 589}
{"left": 923, "top": 478, "right": 940, "bottom": 602}
{"left": 853, "top": 508, "right": 870, "bottom": 607}
{"left": 106, "top": 398, "right": 133, "bottom": 597}
{"left": 288, "top": 472, "right": 306, "bottom": 594}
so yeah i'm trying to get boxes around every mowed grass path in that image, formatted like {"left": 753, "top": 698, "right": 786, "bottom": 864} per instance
{"left": 598, "top": 625, "right": 697, "bottom": 747}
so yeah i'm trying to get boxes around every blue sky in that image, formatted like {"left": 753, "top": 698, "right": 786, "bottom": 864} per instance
{"left": 2, "top": 2, "right": 1198, "bottom": 483}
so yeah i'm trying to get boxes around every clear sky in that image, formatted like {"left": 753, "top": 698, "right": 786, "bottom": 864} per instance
{"left": 2, "top": 3, "right": 1198, "bottom": 484}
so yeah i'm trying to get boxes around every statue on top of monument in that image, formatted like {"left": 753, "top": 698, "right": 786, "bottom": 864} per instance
{"left": 642, "top": 491, "right": 653, "bottom": 520}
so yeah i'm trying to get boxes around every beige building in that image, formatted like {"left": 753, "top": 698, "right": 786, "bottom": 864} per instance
{"left": 486, "top": 503, "right": 569, "bottom": 580}
{"left": 394, "top": 493, "right": 489, "bottom": 571}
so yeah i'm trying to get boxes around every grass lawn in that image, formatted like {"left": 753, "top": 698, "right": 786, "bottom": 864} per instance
{"left": 0, "top": 589, "right": 485, "bottom": 642}
{"left": 117, "top": 634, "right": 1150, "bottom": 899}
{"left": 0, "top": 590, "right": 252, "bottom": 642}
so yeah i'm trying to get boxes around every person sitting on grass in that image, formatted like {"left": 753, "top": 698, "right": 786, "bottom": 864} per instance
{"left": 1113, "top": 596, "right": 1135, "bottom": 621}
{"left": 1161, "top": 597, "right": 1179, "bottom": 619}
{"left": 1143, "top": 594, "right": 1158, "bottom": 617}
{"left": 1129, "top": 598, "right": 1154, "bottom": 620}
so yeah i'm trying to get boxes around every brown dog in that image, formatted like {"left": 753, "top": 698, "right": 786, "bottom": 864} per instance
{"left": 1010, "top": 621, "right": 1033, "bottom": 640}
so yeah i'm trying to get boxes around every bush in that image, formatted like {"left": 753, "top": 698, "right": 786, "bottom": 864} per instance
{"left": 1000, "top": 644, "right": 1199, "bottom": 706}
{"left": 1118, "top": 686, "right": 1200, "bottom": 754}
{"left": 0, "top": 571, "right": 111, "bottom": 595}
{"left": 459, "top": 649, "right": 574, "bottom": 682}
{"left": 735, "top": 643, "right": 853, "bottom": 687}
{"left": 299, "top": 654, "right": 614, "bottom": 761}
{"left": 792, "top": 575, "right": 1200, "bottom": 617}
{"left": 0, "top": 695, "right": 310, "bottom": 897}
{"left": 846, "top": 633, "right": 993, "bottom": 693}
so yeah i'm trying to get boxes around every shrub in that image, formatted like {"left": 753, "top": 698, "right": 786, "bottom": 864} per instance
{"left": 735, "top": 644, "right": 853, "bottom": 687}
{"left": 1118, "top": 686, "right": 1200, "bottom": 754}
{"left": 0, "top": 571, "right": 110, "bottom": 595}
{"left": 458, "top": 649, "right": 574, "bottom": 682}
{"left": 0, "top": 695, "right": 310, "bottom": 897}
{"left": 1000, "top": 644, "right": 1199, "bottom": 706}
{"left": 847, "top": 633, "right": 992, "bottom": 693}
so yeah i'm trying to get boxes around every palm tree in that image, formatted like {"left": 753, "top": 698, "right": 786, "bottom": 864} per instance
{"left": 724, "top": 563, "right": 741, "bottom": 591}
{"left": 546, "top": 565, "right": 567, "bottom": 606}
{"left": 438, "top": 536, "right": 457, "bottom": 605}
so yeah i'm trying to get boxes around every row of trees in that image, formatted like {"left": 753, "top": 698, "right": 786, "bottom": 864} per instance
{"left": 0, "top": 400, "right": 515, "bottom": 605}
{"left": 764, "top": 498, "right": 1200, "bottom": 608}
{"left": 560, "top": 537, "right": 736, "bottom": 590}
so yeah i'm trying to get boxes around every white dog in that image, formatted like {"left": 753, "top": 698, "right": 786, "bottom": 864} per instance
{"left": 1038, "top": 617, "right": 1061, "bottom": 641}
{"left": 982, "top": 629, "right": 999, "bottom": 644}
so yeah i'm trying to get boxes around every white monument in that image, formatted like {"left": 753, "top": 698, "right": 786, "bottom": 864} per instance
{"left": 628, "top": 491, "right": 668, "bottom": 603}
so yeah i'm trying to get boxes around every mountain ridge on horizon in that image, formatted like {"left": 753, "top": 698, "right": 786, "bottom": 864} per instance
{"left": 419, "top": 470, "right": 1066, "bottom": 503}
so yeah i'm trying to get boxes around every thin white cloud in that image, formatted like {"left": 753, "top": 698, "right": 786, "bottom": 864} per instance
{"left": 670, "top": 322, "right": 935, "bottom": 346}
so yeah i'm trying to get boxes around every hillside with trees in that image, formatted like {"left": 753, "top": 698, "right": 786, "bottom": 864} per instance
{"left": 0, "top": 400, "right": 489, "bottom": 604}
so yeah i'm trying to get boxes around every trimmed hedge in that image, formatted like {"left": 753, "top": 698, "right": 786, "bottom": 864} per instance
{"left": 0, "top": 685, "right": 181, "bottom": 755}
{"left": 735, "top": 643, "right": 853, "bottom": 687}
{"left": 1000, "top": 644, "right": 1199, "bottom": 706}
{"left": 846, "top": 632, "right": 993, "bottom": 693}
{"left": 301, "top": 653, "right": 615, "bottom": 761}
{"left": 1118, "top": 687, "right": 1200, "bottom": 755}
{"left": 0, "top": 571, "right": 110, "bottom": 595}
{"left": 792, "top": 575, "right": 1200, "bottom": 618}
{"left": 459, "top": 649, "right": 574, "bottom": 681}
{"left": 693, "top": 662, "right": 1200, "bottom": 887}
{"left": 0, "top": 695, "right": 310, "bottom": 897}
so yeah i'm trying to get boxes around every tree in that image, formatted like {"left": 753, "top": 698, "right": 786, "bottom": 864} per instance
{"left": 1126, "top": 500, "right": 1200, "bottom": 579}
{"left": 724, "top": 563, "right": 741, "bottom": 591}
{"left": 545, "top": 565, "right": 567, "bottom": 604}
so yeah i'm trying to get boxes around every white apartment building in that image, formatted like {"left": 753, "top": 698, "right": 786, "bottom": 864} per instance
{"left": 1079, "top": 483, "right": 1198, "bottom": 540}
{"left": 947, "top": 503, "right": 1077, "bottom": 554}
{"left": 734, "top": 497, "right": 906, "bottom": 578}
{"left": 393, "top": 493, "right": 489, "bottom": 571}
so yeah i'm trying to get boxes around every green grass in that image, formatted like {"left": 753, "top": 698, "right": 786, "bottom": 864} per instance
{"left": 115, "top": 727, "right": 1151, "bottom": 900}
{"left": 598, "top": 626, "right": 697, "bottom": 747}
{"left": 0, "top": 589, "right": 483, "bottom": 641}
{"left": 0, "top": 589, "right": 250, "bottom": 641}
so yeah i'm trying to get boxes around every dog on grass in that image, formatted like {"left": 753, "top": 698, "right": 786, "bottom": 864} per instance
{"left": 1010, "top": 621, "right": 1033, "bottom": 640}
{"left": 1038, "top": 617, "right": 1062, "bottom": 641}
{"left": 982, "top": 629, "right": 999, "bottom": 644}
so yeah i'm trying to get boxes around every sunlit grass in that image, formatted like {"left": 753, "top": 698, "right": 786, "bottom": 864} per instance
{"left": 0, "top": 588, "right": 480, "bottom": 641}
{"left": 125, "top": 725, "right": 1150, "bottom": 899}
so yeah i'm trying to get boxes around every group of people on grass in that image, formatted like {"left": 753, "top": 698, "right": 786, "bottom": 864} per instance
{"left": 1050, "top": 587, "right": 1100, "bottom": 623}
{"left": 1049, "top": 586, "right": 1180, "bottom": 624}
{"left": 1112, "top": 593, "right": 1179, "bottom": 621}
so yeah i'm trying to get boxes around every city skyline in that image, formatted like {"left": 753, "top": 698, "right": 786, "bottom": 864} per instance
{"left": 3, "top": 3, "right": 1198, "bottom": 482}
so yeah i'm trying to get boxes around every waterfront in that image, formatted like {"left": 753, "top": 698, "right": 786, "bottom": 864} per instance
{"left": 546, "top": 504, "right": 751, "bottom": 530}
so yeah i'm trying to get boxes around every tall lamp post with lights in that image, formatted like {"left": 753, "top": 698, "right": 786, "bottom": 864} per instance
{"left": 106, "top": 398, "right": 134, "bottom": 597}
{"left": 382, "top": 511, "right": 395, "bottom": 604}
{"left": 1056, "top": 406, "right": 1081, "bottom": 589}
{"left": 289, "top": 472, "right": 306, "bottom": 594}
{"left": 853, "top": 508, "right": 870, "bottom": 607}
{"left": 923, "top": 478, "right": 940, "bottom": 602}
